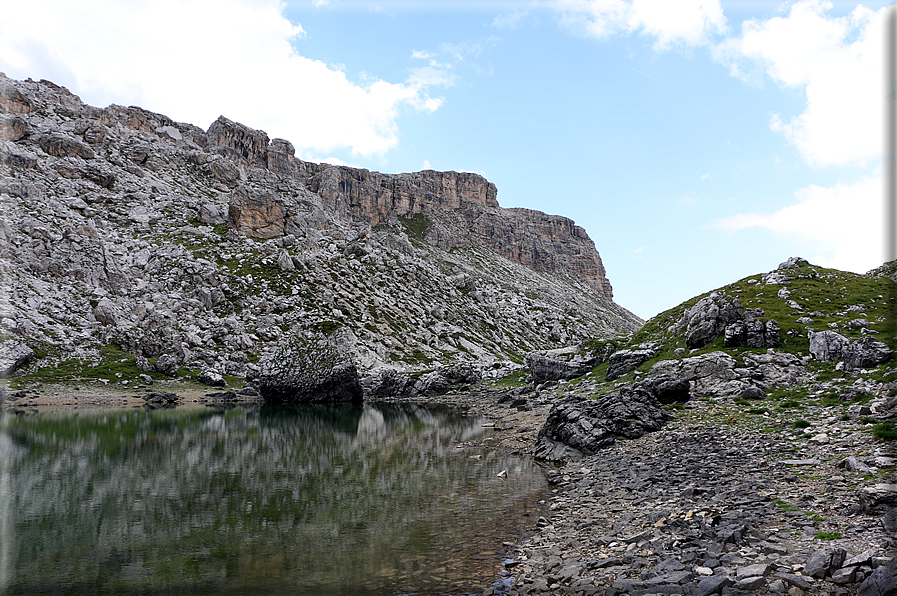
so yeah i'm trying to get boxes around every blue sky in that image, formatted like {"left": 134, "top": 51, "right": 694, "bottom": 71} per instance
{"left": 1, "top": 0, "right": 893, "bottom": 319}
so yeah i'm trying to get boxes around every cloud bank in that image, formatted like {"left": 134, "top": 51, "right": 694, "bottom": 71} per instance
{"left": 0, "top": 0, "right": 448, "bottom": 157}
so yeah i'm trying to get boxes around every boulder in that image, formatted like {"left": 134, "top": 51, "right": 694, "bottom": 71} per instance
{"left": 197, "top": 369, "right": 227, "bottom": 387}
{"left": 367, "top": 364, "right": 481, "bottom": 398}
{"left": 0, "top": 340, "right": 34, "bottom": 377}
{"left": 859, "top": 555, "right": 897, "bottom": 596}
{"left": 257, "top": 334, "right": 362, "bottom": 404}
{"left": 92, "top": 298, "right": 117, "bottom": 326}
{"left": 809, "top": 330, "right": 851, "bottom": 362}
{"left": 682, "top": 294, "right": 744, "bottom": 349}
{"left": 606, "top": 348, "right": 655, "bottom": 381}
{"left": 154, "top": 353, "right": 181, "bottom": 377}
{"left": 843, "top": 337, "right": 892, "bottom": 371}
{"left": 635, "top": 375, "right": 691, "bottom": 404}
{"left": 526, "top": 351, "right": 596, "bottom": 383}
{"left": 533, "top": 387, "right": 670, "bottom": 461}
{"left": 804, "top": 547, "right": 847, "bottom": 579}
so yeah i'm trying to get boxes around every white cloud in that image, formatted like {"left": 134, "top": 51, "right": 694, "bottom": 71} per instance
{"left": 422, "top": 159, "right": 432, "bottom": 169}
{"left": 700, "top": 173, "right": 710, "bottom": 180}
{"left": 551, "top": 0, "right": 727, "bottom": 48}
{"left": 492, "top": 11, "right": 530, "bottom": 29}
{"left": 714, "top": 0, "right": 883, "bottom": 168}
{"left": 714, "top": 175, "right": 884, "bottom": 273}
{"left": 0, "top": 0, "right": 449, "bottom": 157}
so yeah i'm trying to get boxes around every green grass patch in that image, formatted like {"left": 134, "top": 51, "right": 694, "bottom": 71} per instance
{"left": 872, "top": 422, "right": 897, "bottom": 441}
{"left": 792, "top": 420, "right": 812, "bottom": 429}
{"left": 814, "top": 531, "right": 842, "bottom": 541}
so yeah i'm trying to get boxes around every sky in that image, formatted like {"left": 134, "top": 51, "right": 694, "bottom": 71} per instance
{"left": 0, "top": 0, "right": 894, "bottom": 320}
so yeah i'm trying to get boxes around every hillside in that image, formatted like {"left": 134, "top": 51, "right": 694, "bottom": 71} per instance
{"left": 0, "top": 74, "right": 641, "bottom": 392}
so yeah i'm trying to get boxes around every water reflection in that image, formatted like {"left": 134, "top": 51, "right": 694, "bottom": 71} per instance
{"left": 0, "top": 403, "right": 547, "bottom": 595}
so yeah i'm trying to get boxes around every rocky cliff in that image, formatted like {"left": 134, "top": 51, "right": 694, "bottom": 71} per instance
{"left": 0, "top": 74, "right": 639, "bottom": 388}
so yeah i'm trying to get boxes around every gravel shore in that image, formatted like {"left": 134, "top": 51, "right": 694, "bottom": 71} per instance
{"left": 409, "top": 385, "right": 897, "bottom": 596}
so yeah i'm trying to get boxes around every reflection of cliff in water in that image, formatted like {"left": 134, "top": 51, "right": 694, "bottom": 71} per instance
{"left": 0, "top": 404, "right": 547, "bottom": 595}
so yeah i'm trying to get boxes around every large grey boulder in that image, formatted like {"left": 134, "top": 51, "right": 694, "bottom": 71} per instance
{"left": 526, "top": 351, "right": 597, "bottom": 383}
{"left": 257, "top": 334, "right": 362, "bottom": 404}
{"left": 533, "top": 387, "right": 670, "bottom": 461}
{"left": 859, "top": 555, "right": 897, "bottom": 596}
{"left": 809, "top": 331, "right": 892, "bottom": 371}
{"left": 0, "top": 340, "right": 34, "bottom": 377}
{"left": 680, "top": 293, "right": 744, "bottom": 349}
{"left": 605, "top": 348, "right": 655, "bottom": 381}
{"left": 843, "top": 337, "right": 892, "bottom": 371}
{"left": 367, "top": 364, "right": 481, "bottom": 398}
{"left": 809, "top": 330, "right": 851, "bottom": 362}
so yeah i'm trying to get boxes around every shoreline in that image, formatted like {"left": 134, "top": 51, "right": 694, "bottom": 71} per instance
{"left": 4, "top": 381, "right": 896, "bottom": 595}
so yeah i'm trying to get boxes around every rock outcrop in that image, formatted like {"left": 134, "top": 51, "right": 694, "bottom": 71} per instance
{"left": 0, "top": 74, "right": 642, "bottom": 391}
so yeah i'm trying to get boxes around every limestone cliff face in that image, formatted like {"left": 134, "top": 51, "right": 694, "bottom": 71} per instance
{"left": 205, "top": 116, "right": 614, "bottom": 299}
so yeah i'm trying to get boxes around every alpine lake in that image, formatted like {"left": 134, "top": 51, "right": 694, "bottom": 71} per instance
{"left": 0, "top": 401, "right": 549, "bottom": 595}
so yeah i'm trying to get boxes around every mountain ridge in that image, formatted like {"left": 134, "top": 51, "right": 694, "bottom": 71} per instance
{"left": 0, "top": 74, "right": 638, "bottom": 388}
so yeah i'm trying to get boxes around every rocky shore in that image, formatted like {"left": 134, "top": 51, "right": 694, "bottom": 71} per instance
{"left": 396, "top": 380, "right": 897, "bottom": 596}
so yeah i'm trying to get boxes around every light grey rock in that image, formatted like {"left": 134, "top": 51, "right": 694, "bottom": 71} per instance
{"left": 197, "top": 369, "right": 226, "bottom": 387}
{"left": 154, "top": 353, "right": 181, "bottom": 377}
{"left": 809, "top": 330, "right": 851, "bottom": 362}
{"left": 683, "top": 294, "right": 744, "bottom": 349}
{"left": 0, "top": 340, "right": 33, "bottom": 377}
{"left": 843, "top": 337, "right": 892, "bottom": 371}
{"left": 606, "top": 348, "right": 655, "bottom": 381}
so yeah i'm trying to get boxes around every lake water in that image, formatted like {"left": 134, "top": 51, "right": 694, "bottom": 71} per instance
{"left": 0, "top": 403, "right": 548, "bottom": 595}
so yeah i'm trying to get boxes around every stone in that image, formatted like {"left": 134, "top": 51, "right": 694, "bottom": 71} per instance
{"left": 804, "top": 547, "right": 847, "bottom": 578}
{"left": 154, "top": 353, "right": 181, "bottom": 377}
{"left": 92, "top": 298, "right": 117, "bottom": 326}
{"left": 37, "top": 132, "right": 95, "bottom": 159}
{"left": 197, "top": 370, "right": 226, "bottom": 387}
{"left": 0, "top": 340, "right": 34, "bottom": 377}
{"left": 735, "top": 575, "right": 767, "bottom": 590}
{"left": 859, "top": 555, "right": 897, "bottom": 596}
{"left": 198, "top": 203, "right": 228, "bottom": 225}
{"left": 737, "top": 564, "right": 772, "bottom": 578}
{"left": 843, "top": 337, "right": 892, "bottom": 371}
{"left": 143, "top": 391, "right": 180, "bottom": 405}
{"left": 740, "top": 386, "right": 766, "bottom": 400}
{"left": 809, "top": 330, "right": 851, "bottom": 363}
{"left": 257, "top": 334, "right": 362, "bottom": 404}
{"left": 526, "top": 351, "right": 597, "bottom": 383}
{"left": 606, "top": 348, "right": 655, "bottom": 381}
{"left": 277, "top": 250, "right": 296, "bottom": 272}
{"left": 695, "top": 574, "right": 733, "bottom": 596}
{"left": 533, "top": 386, "right": 669, "bottom": 460}
{"left": 683, "top": 294, "right": 744, "bottom": 349}
{"left": 636, "top": 375, "right": 690, "bottom": 404}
